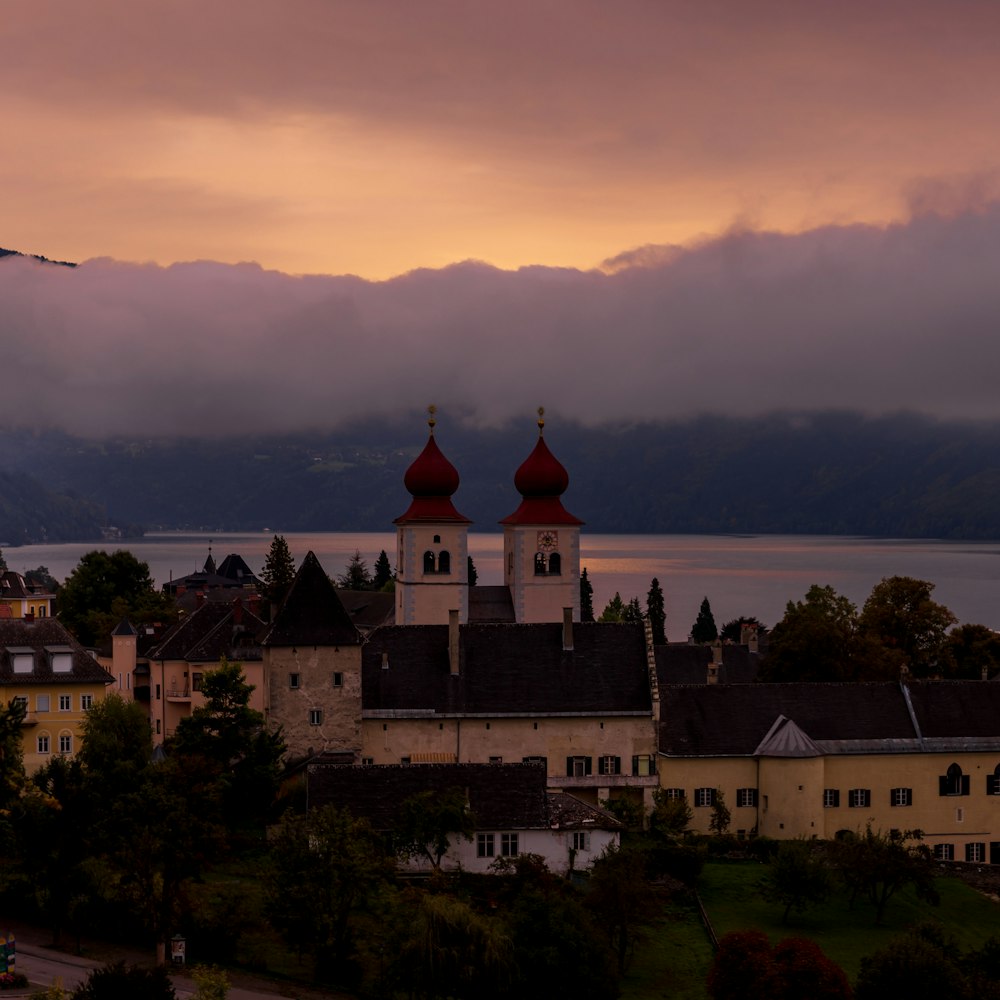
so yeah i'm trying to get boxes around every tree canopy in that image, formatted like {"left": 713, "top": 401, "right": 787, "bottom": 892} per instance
{"left": 394, "top": 787, "right": 475, "bottom": 870}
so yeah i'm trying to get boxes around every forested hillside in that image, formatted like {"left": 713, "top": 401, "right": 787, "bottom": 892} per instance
{"left": 2, "top": 412, "right": 1000, "bottom": 540}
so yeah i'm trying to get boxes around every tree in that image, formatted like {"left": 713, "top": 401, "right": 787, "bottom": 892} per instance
{"left": 71, "top": 962, "right": 176, "bottom": 1000}
{"left": 759, "top": 839, "right": 833, "bottom": 924}
{"left": 467, "top": 554, "right": 478, "bottom": 587}
{"left": 337, "top": 549, "right": 372, "bottom": 590}
{"left": 760, "top": 583, "right": 881, "bottom": 682}
{"left": 394, "top": 787, "right": 475, "bottom": 870}
{"left": 832, "top": 824, "right": 939, "bottom": 925}
{"left": 691, "top": 597, "right": 718, "bottom": 643}
{"left": 623, "top": 596, "right": 644, "bottom": 624}
{"left": 266, "top": 805, "right": 394, "bottom": 981}
{"left": 171, "top": 659, "right": 285, "bottom": 829}
{"left": 0, "top": 699, "right": 26, "bottom": 815}
{"left": 261, "top": 534, "right": 295, "bottom": 608}
{"left": 586, "top": 844, "right": 659, "bottom": 973}
{"left": 598, "top": 592, "right": 626, "bottom": 622}
{"left": 0, "top": 549, "right": 6, "bottom": 572}
{"left": 646, "top": 578, "right": 666, "bottom": 644}
{"left": 580, "top": 568, "right": 595, "bottom": 622}
{"left": 856, "top": 923, "right": 968, "bottom": 1000}
{"left": 373, "top": 549, "right": 393, "bottom": 590}
{"left": 859, "top": 575, "right": 956, "bottom": 677}
{"left": 708, "top": 788, "right": 731, "bottom": 836}
{"left": 942, "top": 623, "right": 1000, "bottom": 679}
{"left": 649, "top": 788, "right": 693, "bottom": 840}
{"left": 56, "top": 550, "right": 176, "bottom": 647}
{"left": 78, "top": 694, "right": 152, "bottom": 805}
{"left": 25, "top": 566, "right": 58, "bottom": 593}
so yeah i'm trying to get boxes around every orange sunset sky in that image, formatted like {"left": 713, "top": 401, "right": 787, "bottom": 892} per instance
{"left": 5, "top": 1, "right": 1000, "bottom": 279}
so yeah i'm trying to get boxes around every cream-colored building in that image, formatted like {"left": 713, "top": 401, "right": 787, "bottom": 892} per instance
{"left": 659, "top": 682, "right": 1000, "bottom": 860}
{"left": 0, "top": 617, "right": 113, "bottom": 771}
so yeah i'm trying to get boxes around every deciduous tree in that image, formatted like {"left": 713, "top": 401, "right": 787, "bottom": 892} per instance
{"left": 394, "top": 787, "right": 475, "bottom": 870}
{"left": 759, "top": 839, "right": 833, "bottom": 924}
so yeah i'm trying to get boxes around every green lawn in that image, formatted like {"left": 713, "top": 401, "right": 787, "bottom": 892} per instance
{"left": 698, "top": 860, "right": 1000, "bottom": 981}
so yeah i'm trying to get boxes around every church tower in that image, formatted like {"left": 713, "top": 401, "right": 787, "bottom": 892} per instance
{"left": 500, "top": 409, "right": 583, "bottom": 623}
{"left": 394, "top": 408, "right": 472, "bottom": 625}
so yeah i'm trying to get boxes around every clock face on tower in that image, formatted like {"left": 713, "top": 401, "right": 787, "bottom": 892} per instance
{"left": 537, "top": 530, "right": 559, "bottom": 552}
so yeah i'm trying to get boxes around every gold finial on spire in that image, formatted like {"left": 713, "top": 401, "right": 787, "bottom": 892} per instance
{"left": 427, "top": 404, "right": 437, "bottom": 433}
{"left": 537, "top": 406, "right": 545, "bottom": 435}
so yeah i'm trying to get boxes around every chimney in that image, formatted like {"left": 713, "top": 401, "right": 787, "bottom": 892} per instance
{"left": 449, "top": 609, "right": 460, "bottom": 676}
{"left": 707, "top": 640, "right": 722, "bottom": 684}
{"left": 562, "top": 607, "right": 574, "bottom": 652}
{"left": 740, "top": 622, "right": 759, "bottom": 653}
{"left": 382, "top": 651, "right": 389, "bottom": 670}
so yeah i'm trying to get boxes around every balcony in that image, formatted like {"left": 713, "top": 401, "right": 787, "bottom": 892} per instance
{"left": 165, "top": 688, "right": 191, "bottom": 702}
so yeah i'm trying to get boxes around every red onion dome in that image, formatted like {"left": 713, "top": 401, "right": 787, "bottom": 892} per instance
{"left": 513, "top": 436, "right": 569, "bottom": 497}
{"left": 404, "top": 435, "right": 460, "bottom": 497}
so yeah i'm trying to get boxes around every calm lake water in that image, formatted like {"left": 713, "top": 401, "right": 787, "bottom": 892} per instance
{"left": 6, "top": 532, "right": 1000, "bottom": 641}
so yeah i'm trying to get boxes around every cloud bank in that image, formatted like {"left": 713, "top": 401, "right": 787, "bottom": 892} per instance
{"left": 3, "top": 206, "right": 1000, "bottom": 438}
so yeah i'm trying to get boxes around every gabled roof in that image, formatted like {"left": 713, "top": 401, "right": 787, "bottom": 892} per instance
{"left": 336, "top": 590, "right": 396, "bottom": 631}
{"left": 363, "top": 621, "right": 650, "bottom": 716}
{"left": 659, "top": 681, "right": 1000, "bottom": 757}
{"left": 262, "top": 551, "right": 360, "bottom": 647}
{"left": 307, "top": 762, "right": 621, "bottom": 833}
{"left": 0, "top": 619, "right": 113, "bottom": 685}
{"left": 654, "top": 643, "right": 760, "bottom": 685}
{"left": 469, "top": 586, "right": 516, "bottom": 623}
{"left": 147, "top": 598, "right": 265, "bottom": 663}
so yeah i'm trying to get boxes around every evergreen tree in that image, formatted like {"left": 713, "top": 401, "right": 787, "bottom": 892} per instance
{"left": 0, "top": 549, "right": 5, "bottom": 571}
{"left": 580, "top": 568, "right": 595, "bottom": 622}
{"left": 337, "top": 549, "right": 372, "bottom": 590}
{"left": 467, "top": 555, "right": 478, "bottom": 586}
{"left": 261, "top": 534, "right": 296, "bottom": 607}
{"left": 646, "top": 577, "right": 667, "bottom": 644}
{"left": 691, "top": 596, "right": 718, "bottom": 643}
{"left": 373, "top": 550, "right": 393, "bottom": 590}
{"left": 624, "top": 596, "right": 644, "bottom": 624}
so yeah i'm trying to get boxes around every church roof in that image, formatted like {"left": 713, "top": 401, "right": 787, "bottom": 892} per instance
{"left": 262, "top": 551, "right": 360, "bottom": 647}
{"left": 394, "top": 433, "right": 471, "bottom": 524}
{"left": 499, "top": 431, "right": 583, "bottom": 526}
{"left": 362, "top": 621, "right": 650, "bottom": 716}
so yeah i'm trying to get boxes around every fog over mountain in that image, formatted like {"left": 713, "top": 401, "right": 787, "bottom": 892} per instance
{"left": 3, "top": 204, "right": 1000, "bottom": 439}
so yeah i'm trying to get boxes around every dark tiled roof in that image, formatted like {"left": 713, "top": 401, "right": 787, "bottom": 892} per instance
{"left": 0, "top": 571, "right": 53, "bottom": 600}
{"left": 112, "top": 619, "right": 137, "bottom": 637}
{"left": 215, "top": 553, "right": 261, "bottom": 585}
{"left": 147, "top": 599, "right": 265, "bottom": 663}
{"left": 0, "top": 619, "right": 113, "bottom": 685}
{"left": 469, "top": 586, "right": 516, "bottom": 623}
{"left": 307, "top": 762, "right": 613, "bottom": 832}
{"left": 659, "top": 682, "right": 918, "bottom": 756}
{"left": 905, "top": 681, "right": 1000, "bottom": 739}
{"left": 336, "top": 590, "right": 395, "bottom": 631}
{"left": 363, "top": 621, "right": 650, "bottom": 716}
{"left": 262, "top": 551, "right": 360, "bottom": 647}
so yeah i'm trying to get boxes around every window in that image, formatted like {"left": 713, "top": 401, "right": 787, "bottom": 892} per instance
{"left": 333, "top": 672, "right": 343, "bottom": 687}
{"left": 192, "top": 673, "right": 203, "bottom": 692}
{"left": 361, "top": 757, "right": 374, "bottom": 765}
{"left": 967, "top": 842, "right": 986, "bottom": 863}
{"left": 891, "top": 787, "right": 913, "bottom": 807}
{"left": 548, "top": 552, "right": 561, "bottom": 574}
{"left": 58, "top": 733, "right": 72, "bottom": 754}
{"left": 423, "top": 551, "right": 435, "bottom": 573}
{"left": 400, "top": 756, "right": 411, "bottom": 765}
{"left": 572, "top": 831, "right": 590, "bottom": 852}
{"left": 848, "top": 788, "right": 871, "bottom": 808}
{"left": 522, "top": 755, "right": 547, "bottom": 769}
{"left": 663, "top": 788, "right": 685, "bottom": 801}
{"left": 500, "top": 833, "right": 519, "bottom": 857}
{"left": 534, "top": 553, "right": 546, "bottom": 575}
{"left": 987, "top": 765, "right": 1000, "bottom": 795}
{"left": 489, "top": 756, "right": 503, "bottom": 764}
{"left": 598, "top": 755, "right": 621, "bottom": 776}
{"left": 12, "top": 651, "right": 32, "bottom": 674}
{"left": 37, "top": 733, "right": 50, "bottom": 754}
{"left": 632, "top": 755, "right": 656, "bottom": 776}
{"left": 940, "top": 763, "right": 970, "bottom": 797}
{"left": 438, "top": 551, "right": 451, "bottom": 574}
{"left": 309, "top": 709, "right": 323, "bottom": 726}
{"left": 694, "top": 788, "right": 716, "bottom": 808}
{"left": 736, "top": 788, "right": 758, "bottom": 808}
{"left": 12, "top": 696, "right": 27, "bottom": 712}
{"left": 823, "top": 789, "right": 840, "bottom": 808}
{"left": 433, "top": 534, "right": 441, "bottom": 544}
{"left": 58, "top": 694, "right": 71, "bottom": 711}
{"left": 50, "top": 650, "right": 72, "bottom": 673}
{"left": 566, "top": 756, "right": 592, "bottom": 778}
{"left": 289, "top": 673, "right": 300, "bottom": 689}
{"left": 155, "top": 684, "right": 161, "bottom": 700}
{"left": 477, "top": 833, "right": 495, "bottom": 858}
{"left": 934, "top": 843, "right": 955, "bottom": 861}
{"left": 80, "top": 694, "right": 93, "bottom": 711}
{"left": 156, "top": 720, "right": 161, "bottom": 734}
{"left": 36, "top": 694, "right": 50, "bottom": 712}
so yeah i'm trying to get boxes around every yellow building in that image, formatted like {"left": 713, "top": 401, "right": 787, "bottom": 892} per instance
{"left": 0, "top": 617, "right": 114, "bottom": 771}
{"left": 659, "top": 682, "right": 1000, "bottom": 860}
{"left": 0, "top": 571, "right": 55, "bottom": 620}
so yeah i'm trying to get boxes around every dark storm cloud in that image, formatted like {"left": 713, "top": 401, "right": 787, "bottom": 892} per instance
{"left": 3, "top": 206, "right": 1000, "bottom": 438}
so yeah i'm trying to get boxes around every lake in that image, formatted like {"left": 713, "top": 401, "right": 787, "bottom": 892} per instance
{"left": 6, "top": 532, "right": 1000, "bottom": 641}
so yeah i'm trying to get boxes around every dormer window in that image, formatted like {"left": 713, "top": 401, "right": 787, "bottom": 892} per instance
{"left": 9, "top": 647, "right": 33, "bottom": 674}
{"left": 47, "top": 647, "right": 73, "bottom": 674}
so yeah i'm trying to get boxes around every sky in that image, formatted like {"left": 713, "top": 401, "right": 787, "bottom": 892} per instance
{"left": 3, "top": 1, "right": 1000, "bottom": 437}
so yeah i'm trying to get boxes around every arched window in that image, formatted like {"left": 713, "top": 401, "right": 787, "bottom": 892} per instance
{"left": 534, "top": 553, "right": 546, "bottom": 575}
{"left": 548, "top": 552, "right": 561, "bottom": 575}
{"left": 438, "top": 551, "right": 451, "bottom": 574}
{"left": 941, "top": 762, "right": 969, "bottom": 797}
{"left": 433, "top": 534, "right": 441, "bottom": 544}
{"left": 423, "top": 551, "right": 436, "bottom": 574}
